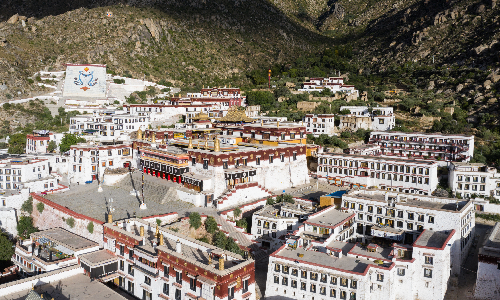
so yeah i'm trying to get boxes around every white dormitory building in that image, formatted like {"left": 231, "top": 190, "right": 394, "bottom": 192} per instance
{"left": 448, "top": 162, "right": 500, "bottom": 200}
{"left": 265, "top": 189, "right": 474, "bottom": 300}
{"left": 26, "top": 131, "right": 64, "bottom": 154}
{"left": 368, "top": 131, "right": 474, "bottom": 165}
{"left": 298, "top": 77, "right": 359, "bottom": 97}
{"left": 124, "top": 104, "right": 211, "bottom": 124}
{"left": 338, "top": 106, "right": 395, "bottom": 132}
{"left": 251, "top": 200, "right": 315, "bottom": 250}
{"left": 316, "top": 153, "right": 439, "bottom": 195}
{"left": 68, "top": 143, "right": 134, "bottom": 185}
{"left": 0, "top": 156, "right": 59, "bottom": 193}
{"left": 69, "top": 111, "right": 149, "bottom": 139}
{"left": 474, "top": 222, "right": 500, "bottom": 299}
{"left": 303, "top": 114, "right": 336, "bottom": 137}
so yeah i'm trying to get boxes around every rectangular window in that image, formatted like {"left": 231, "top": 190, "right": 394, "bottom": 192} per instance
{"left": 269, "top": 155, "right": 273, "bottom": 164}
{"left": 377, "top": 274, "right": 384, "bottom": 282}
{"left": 340, "top": 278, "right": 348, "bottom": 287}
{"left": 428, "top": 216, "right": 434, "bottom": 223}
{"left": 243, "top": 279, "right": 249, "bottom": 293}
{"left": 424, "top": 268, "right": 432, "bottom": 278}
{"left": 164, "top": 265, "right": 169, "bottom": 277}
{"left": 163, "top": 283, "right": 169, "bottom": 295}
{"left": 176, "top": 271, "right": 182, "bottom": 284}
{"left": 190, "top": 277, "right": 197, "bottom": 291}
{"left": 144, "top": 276, "right": 151, "bottom": 286}
{"left": 425, "top": 256, "right": 433, "bottom": 265}
{"left": 256, "top": 157, "right": 260, "bottom": 165}
{"left": 398, "top": 268, "right": 405, "bottom": 276}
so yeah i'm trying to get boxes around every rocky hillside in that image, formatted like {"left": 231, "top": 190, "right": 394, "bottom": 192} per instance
{"left": 0, "top": 0, "right": 330, "bottom": 100}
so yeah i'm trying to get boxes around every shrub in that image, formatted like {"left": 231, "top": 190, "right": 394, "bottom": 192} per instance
{"left": 36, "top": 202, "right": 45, "bottom": 214}
{"left": 197, "top": 237, "right": 210, "bottom": 244}
{"left": 234, "top": 208, "right": 242, "bottom": 218}
{"left": 266, "top": 196, "right": 275, "bottom": 205}
{"left": 189, "top": 212, "right": 202, "bottom": 229}
{"left": 156, "top": 219, "right": 161, "bottom": 226}
{"left": 87, "top": 221, "right": 94, "bottom": 234}
{"left": 21, "top": 197, "right": 33, "bottom": 214}
{"left": 17, "top": 216, "right": 38, "bottom": 239}
{"left": 235, "top": 218, "right": 248, "bottom": 230}
{"left": 66, "top": 217, "right": 75, "bottom": 228}
{"left": 212, "top": 231, "right": 227, "bottom": 249}
{"left": 205, "top": 216, "right": 218, "bottom": 234}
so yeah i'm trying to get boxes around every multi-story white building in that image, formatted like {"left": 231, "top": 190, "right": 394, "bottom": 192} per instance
{"left": 338, "top": 106, "right": 395, "bottom": 132}
{"left": 26, "top": 131, "right": 64, "bottom": 154}
{"left": 298, "top": 77, "right": 359, "bottom": 97}
{"left": 124, "top": 104, "right": 211, "bottom": 124}
{"left": 317, "top": 153, "right": 439, "bottom": 195}
{"left": 303, "top": 114, "right": 336, "bottom": 137}
{"left": 475, "top": 222, "right": 500, "bottom": 299}
{"left": 68, "top": 142, "right": 133, "bottom": 185}
{"left": 251, "top": 200, "right": 315, "bottom": 250}
{"left": 341, "top": 189, "right": 474, "bottom": 275}
{"left": 369, "top": 131, "right": 475, "bottom": 165}
{"left": 448, "top": 162, "right": 500, "bottom": 199}
{"left": 69, "top": 111, "right": 149, "bottom": 139}
{"left": 0, "top": 156, "right": 59, "bottom": 193}
{"left": 13, "top": 228, "right": 100, "bottom": 277}
{"left": 265, "top": 189, "right": 473, "bottom": 300}
{"left": 101, "top": 217, "right": 256, "bottom": 300}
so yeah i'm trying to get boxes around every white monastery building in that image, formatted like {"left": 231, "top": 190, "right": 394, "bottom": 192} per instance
{"left": 474, "top": 222, "right": 500, "bottom": 299}
{"left": 448, "top": 162, "right": 500, "bottom": 199}
{"left": 298, "top": 77, "right": 359, "bottom": 97}
{"left": 26, "top": 131, "right": 64, "bottom": 154}
{"left": 303, "top": 114, "right": 336, "bottom": 137}
{"left": 368, "top": 131, "right": 475, "bottom": 165}
{"left": 316, "top": 153, "right": 439, "bottom": 195}
{"left": 338, "top": 106, "right": 395, "bottom": 132}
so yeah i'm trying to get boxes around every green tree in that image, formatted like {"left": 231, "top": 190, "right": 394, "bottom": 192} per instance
{"left": 47, "top": 140, "right": 57, "bottom": 153}
{"left": 36, "top": 202, "right": 44, "bottom": 214}
{"left": 225, "top": 237, "right": 243, "bottom": 256}
{"left": 234, "top": 208, "right": 242, "bottom": 218}
{"left": 8, "top": 133, "right": 27, "bottom": 154}
{"left": 189, "top": 212, "right": 202, "bottom": 229}
{"left": 0, "top": 232, "right": 14, "bottom": 268}
{"left": 212, "top": 231, "right": 227, "bottom": 249}
{"left": 205, "top": 216, "right": 218, "bottom": 234}
{"left": 59, "top": 133, "right": 85, "bottom": 153}
{"left": 17, "top": 216, "right": 38, "bottom": 239}
{"left": 21, "top": 196, "right": 33, "bottom": 214}
{"left": 87, "top": 221, "right": 94, "bottom": 234}
{"left": 266, "top": 196, "right": 275, "bottom": 205}
{"left": 156, "top": 219, "right": 162, "bottom": 226}
{"left": 245, "top": 91, "right": 276, "bottom": 112}
{"left": 66, "top": 217, "right": 75, "bottom": 228}
{"left": 235, "top": 218, "right": 248, "bottom": 230}
{"left": 197, "top": 237, "right": 210, "bottom": 244}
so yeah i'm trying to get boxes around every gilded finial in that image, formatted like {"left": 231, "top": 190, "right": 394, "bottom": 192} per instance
{"left": 151, "top": 133, "right": 156, "bottom": 144}
{"left": 137, "top": 128, "right": 143, "bottom": 140}
{"left": 188, "top": 138, "right": 193, "bottom": 149}
{"left": 204, "top": 138, "right": 209, "bottom": 150}
{"left": 214, "top": 138, "right": 221, "bottom": 152}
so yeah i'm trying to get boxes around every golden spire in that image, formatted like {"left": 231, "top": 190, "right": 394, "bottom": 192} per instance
{"left": 188, "top": 138, "right": 193, "bottom": 149}
{"left": 214, "top": 138, "right": 221, "bottom": 152}
{"left": 151, "top": 133, "right": 156, "bottom": 144}
{"left": 159, "top": 234, "right": 164, "bottom": 246}
{"left": 155, "top": 225, "right": 159, "bottom": 238}
{"left": 204, "top": 138, "right": 209, "bottom": 150}
{"left": 277, "top": 121, "right": 280, "bottom": 128}
{"left": 261, "top": 119, "right": 263, "bottom": 126}
{"left": 137, "top": 128, "right": 143, "bottom": 140}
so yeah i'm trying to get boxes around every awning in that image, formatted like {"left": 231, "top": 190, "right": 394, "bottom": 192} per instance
{"left": 370, "top": 227, "right": 404, "bottom": 241}
{"left": 100, "top": 272, "right": 120, "bottom": 282}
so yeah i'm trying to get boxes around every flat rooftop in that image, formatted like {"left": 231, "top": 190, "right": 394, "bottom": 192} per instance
{"left": 80, "top": 249, "right": 119, "bottom": 267}
{"left": 305, "top": 208, "right": 353, "bottom": 229}
{"left": 347, "top": 192, "right": 469, "bottom": 212}
{"left": 43, "top": 171, "right": 196, "bottom": 222}
{"left": 479, "top": 222, "right": 500, "bottom": 258}
{"left": 414, "top": 230, "right": 452, "bottom": 249}
{"left": 32, "top": 228, "right": 98, "bottom": 252}
{"left": 274, "top": 246, "right": 387, "bottom": 275}
{"left": 0, "top": 273, "right": 127, "bottom": 300}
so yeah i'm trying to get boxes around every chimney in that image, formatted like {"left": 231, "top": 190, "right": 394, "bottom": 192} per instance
{"left": 140, "top": 226, "right": 144, "bottom": 237}
{"left": 159, "top": 234, "right": 164, "bottom": 246}
{"left": 108, "top": 212, "right": 113, "bottom": 224}
{"left": 219, "top": 256, "right": 224, "bottom": 270}
{"left": 176, "top": 240, "right": 182, "bottom": 254}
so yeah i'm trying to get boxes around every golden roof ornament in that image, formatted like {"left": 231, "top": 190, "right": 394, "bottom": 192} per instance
{"left": 137, "top": 128, "right": 143, "bottom": 140}
{"left": 214, "top": 138, "right": 221, "bottom": 152}
{"left": 204, "top": 138, "right": 209, "bottom": 150}
{"left": 188, "top": 138, "right": 193, "bottom": 149}
{"left": 151, "top": 133, "right": 156, "bottom": 144}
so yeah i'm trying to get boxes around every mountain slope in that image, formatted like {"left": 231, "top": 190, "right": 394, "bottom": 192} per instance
{"left": 0, "top": 0, "right": 331, "bottom": 100}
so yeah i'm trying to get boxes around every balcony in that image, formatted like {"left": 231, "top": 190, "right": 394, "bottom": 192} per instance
{"left": 134, "top": 259, "right": 159, "bottom": 276}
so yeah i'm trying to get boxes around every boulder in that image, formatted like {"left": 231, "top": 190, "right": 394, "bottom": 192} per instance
{"left": 427, "top": 81, "right": 435, "bottom": 90}
{"left": 484, "top": 80, "right": 492, "bottom": 90}
{"left": 456, "top": 83, "right": 464, "bottom": 92}
{"left": 7, "top": 14, "right": 19, "bottom": 24}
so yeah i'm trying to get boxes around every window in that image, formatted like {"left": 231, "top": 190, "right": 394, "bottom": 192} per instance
{"left": 301, "top": 270, "right": 307, "bottom": 279}
{"left": 291, "top": 280, "right": 297, "bottom": 288}
{"left": 274, "top": 276, "right": 279, "bottom": 284}
{"left": 256, "top": 157, "right": 260, "bottom": 165}
{"left": 176, "top": 271, "right": 182, "bottom": 284}
{"left": 283, "top": 265, "right": 289, "bottom": 274}
{"left": 320, "top": 274, "right": 327, "bottom": 283}
{"left": 128, "top": 264, "right": 134, "bottom": 276}
{"left": 190, "top": 277, "right": 197, "bottom": 291}
{"left": 340, "top": 278, "right": 348, "bottom": 287}
{"left": 291, "top": 269, "right": 298, "bottom": 277}
{"left": 243, "top": 279, "right": 249, "bottom": 293}
{"left": 203, "top": 159, "right": 208, "bottom": 169}
{"left": 398, "top": 268, "right": 405, "bottom": 276}
{"left": 192, "top": 157, "right": 196, "bottom": 166}
{"left": 310, "top": 272, "right": 318, "bottom": 281}
{"left": 351, "top": 280, "right": 357, "bottom": 289}
{"left": 144, "top": 276, "right": 151, "bottom": 286}
{"left": 282, "top": 277, "right": 288, "bottom": 286}
{"left": 142, "top": 290, "right": 152, "bottom": 300}
{"left": 293, "top": 152, "right": 297, "bottom": 161}
{"left": 120, "top": 245, "right": 125, "bottom": 256}
{"left": 320, "top": 286, "right": 326, "bottom": 295}
{"left": 330, "top": 289, "right": 336, "bottom": 297}
{"left": 163, "top": 283, "right": 169, "bottom": 295}
{"left": 164, "top": 265, "right": 169, "bottom": 277}
{"left": 175, "top": 289, "right": 181, "bottom": 300}
{"left": 424, "top": 268, "right": 432, "bottom": 278}
{"left": 269, "top": 155, "right": 273, "bottom": 164}
{"left": 358, "top": 213, "right": 363, "bottom": 220}
{"left": 310, "top": 284, "right": 316, "bottom": 293}
{"left": 120, "top": 260, "right": 124, "bottom": 271}
{"left": 301, "top": 282, "right": 306, "bottom": 291}
{"left": 377, "top": 274, "right": 384, "bottom": 282}
{"left": 407, "top": 223, "right": 413, "bottom": 230}
{"left": 397, "top": 221, "right": 403, "bottom": 228}
{"left": 275, "top": 264, "right": 281, "bottom": 272}
{"left": 425, "top": 256, "right": 433, "bottom": 265}
{"left": 428, "top": 216, "right": 434, "bottom": 223}
{"left": 129, "top": 249, "right": 134, "bottom": 260}
{"left": 407, "top": 213, "right": 414, "bottom": 220}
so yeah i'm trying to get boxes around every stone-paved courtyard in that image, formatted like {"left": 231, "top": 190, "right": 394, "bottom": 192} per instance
{"left": 45, "top": 171, "right": 208, "bottom": 222}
